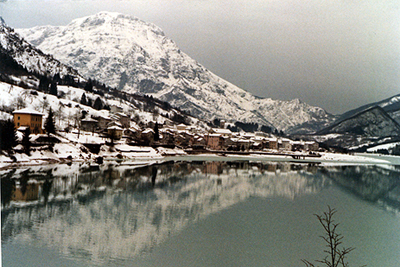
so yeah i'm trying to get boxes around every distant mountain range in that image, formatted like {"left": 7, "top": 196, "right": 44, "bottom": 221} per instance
{"left": 3, "top": 12, "right": 400, "bottom": 140}
{"left": 15, "top": 12, "right": 334, "bottom": 132}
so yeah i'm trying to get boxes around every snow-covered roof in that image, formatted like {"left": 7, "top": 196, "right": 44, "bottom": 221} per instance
{"left": 117, "top": 112, "right": 129, "bottom": 118}
{"left": 97, "top": 114, "right": 112, "bottom": 120}
{"left": 176, "top": 124, "right": 187, "bottom": 130}
{"left": 13, "top": 108, "right": 44, "bottom": 116}
{"left": 82, "top": 117, "right": 98, "bottom": 122}
{"left": 107, "top": 125, "right": 123, "bottom": 131}
{"left": 305, "top": 141, "right": 318, "bottom": 145}
{"left": 142, "top": 128, "right": 155, "bottom": 134}
{"left": 129, "top": 125, "right": 141, "bottom": 131}
{"left": 107, "top": 121, "right": 123, "bottom": 127}
{"left": 110, "top": 114, "right": 119, "bottom": 120}
{"left": 241, "top": 132, "right": 255, "bottom": 138}
{"left": 212, "top": 128, "right": 232, "bottom": 135}
{"left": 251, "top": 136, "right": 265, "bottom": 142}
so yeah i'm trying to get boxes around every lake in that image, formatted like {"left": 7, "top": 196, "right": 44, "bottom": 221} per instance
{"left": 2, "top": 160, "right": 400, "bottom": 267}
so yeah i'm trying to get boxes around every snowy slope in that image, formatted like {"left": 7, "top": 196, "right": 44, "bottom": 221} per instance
{"left": 0, "top": 18, "right": 82, "bottom": 80}
{"left": 0, "top": 81, "right": 107, "bottom": 130}
{"left": 0, "top": 81, "right": 165, "bottom": 132}
{"left": 17, "top": 12, "right": 334, "bottom": 131}
{"left": 0, "top": 79, "right": 207, "bottom": 140}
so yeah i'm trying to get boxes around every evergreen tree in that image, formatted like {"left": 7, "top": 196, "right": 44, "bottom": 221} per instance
{"left": 154, "top": 122, "right": 160, "bottom": 141}
{"left": 213, "top": 118, "right": 221, "bottom": 128}
{"left": 0, "top": 119, "right": 17, "bottom": 151}
{"left": 261, "top": 125, "right": 272, "bottom": 134}
{"left": 49, "top": 82, "right": 58, "bottom": 96}
{"left": 84, "top": 79, "right": 93, "bottom": 92}
{"left": 39, "top": 76, "right": 49, "bottom": 92}
{"left": 108, "top": 129, "right": 117, "bottom": 146}
{"left": 80, "top": 93, "right": 87, "bottom": 106}
{"left": 44, "top": 108, "right": 56, "bottom": 135}
{"left": 62, "top": 74, "right": 73, "bottom": 86}
{"left": 93, "top": 97, "right": 103, "bottom": 110}
{"left": 22, "top": 127, "right": 31, "bottom": 155}
{"left": 53, "top": 73, "right": 61, "bottom": 83}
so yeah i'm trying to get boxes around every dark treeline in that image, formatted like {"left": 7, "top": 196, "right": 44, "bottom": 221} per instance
{"left": 210, "top": 118, "right": 280, "bottom": 134}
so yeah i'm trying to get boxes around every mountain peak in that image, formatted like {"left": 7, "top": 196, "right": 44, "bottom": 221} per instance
{"left": 68, "top": 11, "right": 165, "bottom": 37}
{"left": 17, "top": 13, "right": 334, "bottom": 132}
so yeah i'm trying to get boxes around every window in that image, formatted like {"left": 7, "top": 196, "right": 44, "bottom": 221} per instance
{"left": 17, "top": 122, "right": 20, "bottom": 126}
{"left": 18, "top": 116, "right": 20, "bottom": 120}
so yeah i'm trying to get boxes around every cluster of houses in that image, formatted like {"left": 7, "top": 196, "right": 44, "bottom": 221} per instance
{"left": 12, "top": 105, "right": 319, "bottom": 153}
{"left": 204, "top": 128, "right": 319, "bottom": 152}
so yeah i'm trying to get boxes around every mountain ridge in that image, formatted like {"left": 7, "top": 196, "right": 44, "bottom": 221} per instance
{"left": 16, "top": 11, "right": 334, "bottom": 132}
{"left": 317, "top": 105, "right": 400, "bottom": 137}
{"left": 338, "top": 94, "right": 400, "bottom": 124}
{"left": 0, "top": 18, "right": 83, "bottom": 81}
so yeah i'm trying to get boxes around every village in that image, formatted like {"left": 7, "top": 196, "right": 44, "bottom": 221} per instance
{"left": 8, "top": 103, "right": 321, "bottom": 163}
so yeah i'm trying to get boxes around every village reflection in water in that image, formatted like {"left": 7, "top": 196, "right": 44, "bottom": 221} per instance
{"left": 1, "top": 161, "right": 323, "bottom": 207}
{"left": 1, "top": 161, "right": 400, "bottom": 266}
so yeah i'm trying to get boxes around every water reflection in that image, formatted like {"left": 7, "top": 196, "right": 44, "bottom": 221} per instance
{"left": 321, "top": 165, "right": 400, "bottom": 210}
{"left": 1, "top": 161, "right": 400, "bottom": 266}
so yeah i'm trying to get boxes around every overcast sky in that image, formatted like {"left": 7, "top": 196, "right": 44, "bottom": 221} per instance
{"left": 1, "top": 0, "right": 400, "bottom": 114}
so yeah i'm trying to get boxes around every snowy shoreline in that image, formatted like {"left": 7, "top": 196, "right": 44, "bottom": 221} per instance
{"left": 2, "top": 149, "right": 400, "bottom": 170}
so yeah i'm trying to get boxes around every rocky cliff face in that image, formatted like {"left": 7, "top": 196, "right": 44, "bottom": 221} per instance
{"left": 17, "top": 12, "right": 334, "bottom": 131}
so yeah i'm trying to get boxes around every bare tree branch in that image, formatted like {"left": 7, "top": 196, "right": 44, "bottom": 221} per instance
{"left": 302, "top": 206, "right": 365, "bottom": 267}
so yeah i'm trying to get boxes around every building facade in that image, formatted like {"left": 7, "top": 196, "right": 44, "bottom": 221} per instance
{"left": 13, "top": 108, "right": 44, "bottom": 134}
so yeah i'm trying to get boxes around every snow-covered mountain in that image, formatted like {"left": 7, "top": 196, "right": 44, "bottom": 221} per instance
{"left": 17, "top": 12, "right": 334, "bottom": 132}
{"left": 0, "top": 17, "right": 82, "bottom": 81}
{"left": 338, "top": 94, "right": 400, "bottom": 125}
{"left": 318, "top": 106, "right": 400, "bottom": 137}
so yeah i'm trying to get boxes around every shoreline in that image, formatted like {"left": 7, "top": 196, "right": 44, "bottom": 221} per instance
{"left": 2, "top": 150, "right": 400, "bottom": 171}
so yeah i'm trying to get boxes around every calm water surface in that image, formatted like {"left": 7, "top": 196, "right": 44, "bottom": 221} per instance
{"left": 2, "top": 160, "right": 400, "bottom": 267}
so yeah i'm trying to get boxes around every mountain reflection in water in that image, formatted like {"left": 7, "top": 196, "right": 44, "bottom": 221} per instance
{"left": 1, "top": 161, "right": 400, "bottom": 265}
{"left": 322, "top": 165, "right": 400, "bottom": 209}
